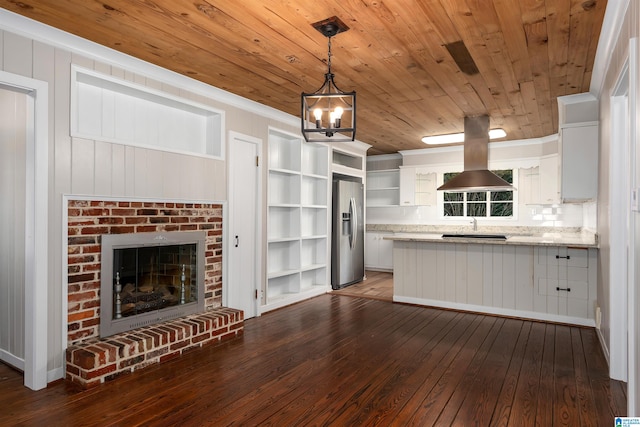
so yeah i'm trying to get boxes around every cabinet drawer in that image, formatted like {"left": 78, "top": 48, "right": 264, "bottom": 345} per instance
{"left": 538, "top": 247, "right": 589, "bottom": 268}
{"left": 538, "top": 278, "right": 588, "bottom": 300}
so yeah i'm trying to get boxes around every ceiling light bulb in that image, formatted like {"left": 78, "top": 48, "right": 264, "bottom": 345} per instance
{"left": 333, "top": 106, "right": 344, "bottom": 118}
{"left": 329, "top": 111, "right": 337, "bottom": 127}
{"left": 313, "top": 108, "right": 323, "bottom": 121}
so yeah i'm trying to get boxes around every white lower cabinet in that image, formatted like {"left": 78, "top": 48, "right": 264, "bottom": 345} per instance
{"left": 365, "top": 232, "right": 394, "bottom": 271}
{"left": 392, "top": 241, "right": 597, "bottom": 325}
{"left": 534, "top": 246, "right": 595, "bottom": 319}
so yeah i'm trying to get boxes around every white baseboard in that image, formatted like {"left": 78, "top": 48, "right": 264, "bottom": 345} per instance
{"left": 595, "top": 326, "right": 611, "bottom": 368}
{"left": 393, "top": 295, "right": 597, "bottom": 327}
{"left": 48, "top": 367, "right": 64, "bottom": 383}
{"left": 0, "top": 349, "right": 24, "bottom": 371}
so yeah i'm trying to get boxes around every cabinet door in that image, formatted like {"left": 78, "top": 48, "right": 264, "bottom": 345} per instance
{"left": 539, "top": 156, "right": 559, "bottom": 204}
{"left": 377, "top": 234, "right": 394, "bottom": 270}
{"left": 560, "top": 124, "right": 598, "bottom": 202}
{"left": 365, "top": 232, "right": 393, "bottom": 271}
{"left": 399, "top": 167, "right": 415, "bottom": 206}
{"left": 399, "top": 167, "right": 435, "bottom": 206}
{"left": 365, "top": 232, "right": 378, "bottom": 267}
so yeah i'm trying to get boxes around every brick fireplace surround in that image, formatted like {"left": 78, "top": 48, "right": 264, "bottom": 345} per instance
{"left": 64, "top": 199, "right": 243, "bottom": 388}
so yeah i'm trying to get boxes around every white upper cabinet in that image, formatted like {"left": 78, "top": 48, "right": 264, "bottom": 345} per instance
{"left": 539, "top": 155, "right": 560, "bottom": 204}
{"left": 559, "top": 123, "right": 598, "bottom": 202}
{"left": 399, "top": 167, "right": 415, "bottom": 206}
{"left": 557, "top": 93, "right": 599, "bottom": 203}
{"left": 399, "top": 167, "right": 436, "bottom": 206}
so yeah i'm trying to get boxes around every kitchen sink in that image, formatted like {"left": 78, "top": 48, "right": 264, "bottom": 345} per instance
{"left": 441, "top": 233, "right": 507, "bottom": 240}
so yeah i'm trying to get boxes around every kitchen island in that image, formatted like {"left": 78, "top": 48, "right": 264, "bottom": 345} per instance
{"left": 383, "top": 228, "right": 598, "bottom": 326}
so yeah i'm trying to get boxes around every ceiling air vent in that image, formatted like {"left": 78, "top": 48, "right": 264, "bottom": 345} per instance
{"left": 444, "top": 40, "right": 479, "bottom": 75}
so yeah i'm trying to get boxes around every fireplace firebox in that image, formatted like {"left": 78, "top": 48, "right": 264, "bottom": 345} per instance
{"left": 100, "top": 231, "right": 206, "bottom": 337}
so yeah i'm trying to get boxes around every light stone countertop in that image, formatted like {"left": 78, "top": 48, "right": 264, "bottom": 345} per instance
{"left": 368, "top": 224, "right": 598, "bottom": 248}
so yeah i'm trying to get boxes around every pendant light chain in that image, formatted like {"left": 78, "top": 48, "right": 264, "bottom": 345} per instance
{"left": 327, "top": 36, "right": 333, "bottom": 77}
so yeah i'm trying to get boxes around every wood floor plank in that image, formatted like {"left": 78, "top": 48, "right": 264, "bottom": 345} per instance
{"left": 0, "top": 294, "right": 627, "bottom": 426}
{"left": 505, "top": 321, "right": 546, "bottom": 427}
{"left": 571, "top": 326, "right": 599, "bottom": 427}
{"left": 535, "top": 323, "right": 557, "bottom": 426}
{"left": 581, "top": 328, "right": 628, "bottom": 421}
{"left": 554, "top": 325, "right": 580, "bottom": 426}
{"left": 486, "top": 321, "right": 532, "bottom": 426}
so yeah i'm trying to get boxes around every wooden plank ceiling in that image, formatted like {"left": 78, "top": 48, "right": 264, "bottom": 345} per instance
{"left": 2, "top": 0, "right": 606, "bottom": 155}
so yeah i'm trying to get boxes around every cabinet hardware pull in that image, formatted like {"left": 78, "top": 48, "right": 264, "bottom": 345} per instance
{"left": 235, "top": 235, "right": 239, "bottom": 247}
{"left": 556, "top": 287, "right": 571, "bottom": 292}
{"left": 555, "top": 255, "right": 571, "bottom": 259}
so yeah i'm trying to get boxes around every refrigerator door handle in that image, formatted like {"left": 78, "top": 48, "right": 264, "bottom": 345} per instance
{"left": 350, "top": 197, "right": 357, "bottom": 250}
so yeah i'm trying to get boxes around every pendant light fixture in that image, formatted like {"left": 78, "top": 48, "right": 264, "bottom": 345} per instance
{"left": 301, "top": 16, "right": 356, "bottom": 143}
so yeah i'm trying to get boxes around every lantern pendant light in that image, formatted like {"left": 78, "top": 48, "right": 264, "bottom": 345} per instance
{"left": 301, "top": 16, "right": 356, "bottom": 143}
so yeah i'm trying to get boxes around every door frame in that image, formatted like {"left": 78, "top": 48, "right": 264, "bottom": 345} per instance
{"left": 0, "top": 71, "right": 49, "bottom": 390}
{"left": 609, "top": 58, "right": 630, "bottom": 382}
{"left": 226, "top": 131, "right": 263, "bottom": 318}
{"left": 628, "top": 36, "right": 639, "bottom": 417}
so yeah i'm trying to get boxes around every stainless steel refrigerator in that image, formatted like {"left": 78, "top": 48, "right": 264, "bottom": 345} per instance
{"left": 331, "top": 178, "right": 364, "bottom": 290}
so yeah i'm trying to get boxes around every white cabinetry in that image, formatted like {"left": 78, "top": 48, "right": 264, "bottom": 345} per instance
{"left": 399, "top": 167, "right": 415, "bottom": 206}
{"left": 366, "top": 169, "right": 400, "bottom": 206}
{"left": 399, "top": 167, "right": 436, "bottom": 206}
{"left": 365, "top": 232, "right": 393, "bottom": 271}
{"left": 266, "top": 129, "right": 330, "bottom": 312}
{"left": 392, "top": 241, "right": 597, "bottom": 325}
{"left": 539, "top": 155, "right": 560, "bottom": 204}
{"left": 559, "top": 123, "right": 598, "bottom": 202}
{"left": 520, "top": 156, "right": 559, "bottom": 205}
{"left": 534, "top": 246, "right": 595, "bottom": 319}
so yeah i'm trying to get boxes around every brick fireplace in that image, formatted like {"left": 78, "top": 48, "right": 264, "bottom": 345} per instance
{"left": 65, "top": 199, "right": 243, "bottom": 388}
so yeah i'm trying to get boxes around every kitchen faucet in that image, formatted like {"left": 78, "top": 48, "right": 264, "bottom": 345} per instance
{"left": 471, "top": 217, "right": 477, "bottom": 231}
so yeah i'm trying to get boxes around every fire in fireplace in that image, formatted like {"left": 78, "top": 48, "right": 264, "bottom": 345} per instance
{"left": 100, "top": 231, "right": 206, "bottom": 337}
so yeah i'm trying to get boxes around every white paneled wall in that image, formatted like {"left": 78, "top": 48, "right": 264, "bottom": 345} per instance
{"left": 0, "top": 15, "right": 301, "bottom": 381}
{"left": 0, "top": 87, "right": 26, "bottom": 367}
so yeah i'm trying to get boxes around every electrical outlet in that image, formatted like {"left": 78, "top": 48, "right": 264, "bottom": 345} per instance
{"left": 595, "top": 306, "right": 602, "bottom": 329}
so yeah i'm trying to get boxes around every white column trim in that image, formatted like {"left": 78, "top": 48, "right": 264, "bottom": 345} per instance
{"left": 0, "top": 71, "right": 49, "bottom": 390}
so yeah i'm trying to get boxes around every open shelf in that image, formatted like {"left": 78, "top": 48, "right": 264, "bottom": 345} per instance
{"left": 269, "top": 171, "right": 301, "bottom": 205}
{"left": 266, "top": 128, "right": 330, "bottom": 310}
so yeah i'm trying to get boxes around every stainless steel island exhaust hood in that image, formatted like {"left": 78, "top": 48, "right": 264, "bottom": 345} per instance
{"left": 437, "top": 115, "right": 513, "bottom": 192}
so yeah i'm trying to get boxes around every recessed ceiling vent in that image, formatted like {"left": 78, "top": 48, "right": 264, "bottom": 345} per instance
{"left": 437, "top": 115, "right": 513, "bottom": 192}
{"left": 444, "top": 40, "right": 479, "bottom": 75}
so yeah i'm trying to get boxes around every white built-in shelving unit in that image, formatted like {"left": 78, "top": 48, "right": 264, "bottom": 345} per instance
{"left": 366, "top": 154, "right": 402, "bottom": 207}
{"left": 265, "top": 129, "right": 330, "bottom": 312}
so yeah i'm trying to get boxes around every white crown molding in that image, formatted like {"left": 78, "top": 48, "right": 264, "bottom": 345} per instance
{"left": 0, "top": 8, "right": 299, "bottom": 127}
{"left": 589, "top": 0, "right": 631, "bottom": 98}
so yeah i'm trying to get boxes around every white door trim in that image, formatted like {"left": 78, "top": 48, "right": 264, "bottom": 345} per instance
{"left": 627, "top": 36, "right": 639, "bottom": 417}
{"left": 226, "top": 131, "right": 263, "bottom": 317}
{"left": 609, "top": 59, "right": 630, "bottom": 381}
{"left": 0, "top": 71, "right": 49, "bottom": 390}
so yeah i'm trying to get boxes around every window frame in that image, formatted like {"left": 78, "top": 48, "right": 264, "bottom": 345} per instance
{"left": 437, "top": 168, "right": 519, "bottom": 221}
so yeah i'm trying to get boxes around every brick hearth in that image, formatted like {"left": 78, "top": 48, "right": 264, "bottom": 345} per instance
{"left": 65, "top": 199, "right": 243, "bottom": 388}
{"left": 66, "top": 308, "right": 243, "bottom": 388}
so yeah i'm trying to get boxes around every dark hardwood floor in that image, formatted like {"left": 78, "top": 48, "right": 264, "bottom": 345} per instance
{"left": 0, "top": 294, "right": 627, "bottom": 426}
{"left": 332, "top": 270, "right": 394, "bottom": 301}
